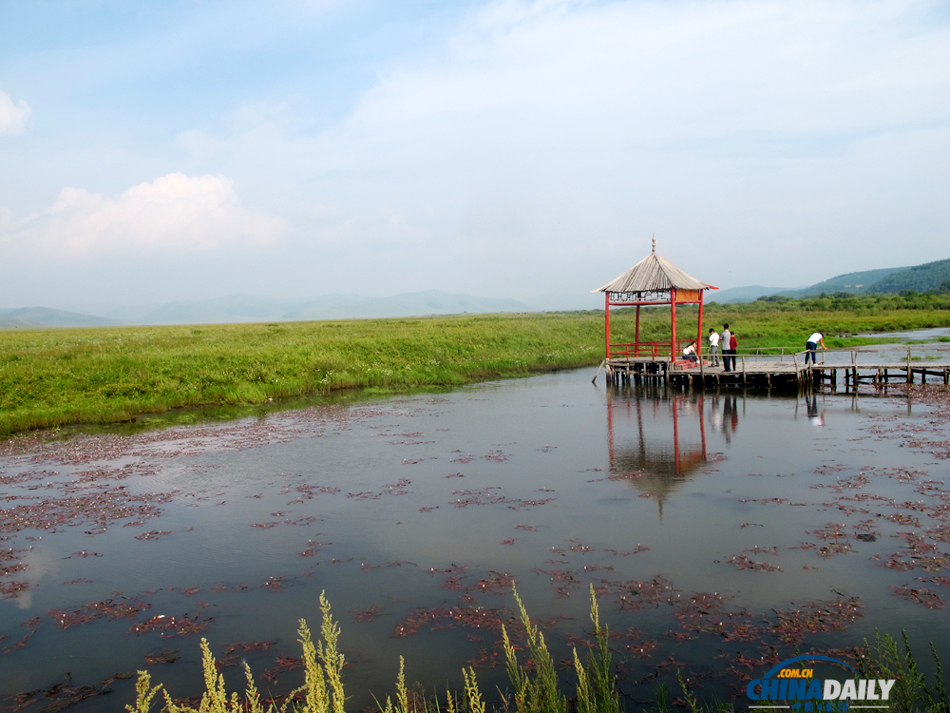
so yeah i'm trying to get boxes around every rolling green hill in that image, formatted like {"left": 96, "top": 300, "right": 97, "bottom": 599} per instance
{"left": 795, "top": 267, "right": 908, "bottom": 296}
{"left": 720, "top": 258, "right": 950, "bottom": 304}
{"left": 867, "top": 258, "right": 950, "bottom": 294}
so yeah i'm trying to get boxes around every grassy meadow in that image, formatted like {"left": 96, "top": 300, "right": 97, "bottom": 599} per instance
{"left": 0, "top": 312, "right": 602, "bottom": 436}
{"left": 2, "top": 292, "right": 950, "bottom": 436}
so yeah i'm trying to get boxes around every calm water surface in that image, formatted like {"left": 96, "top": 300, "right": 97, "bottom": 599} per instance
{"left": 1, "top": 371, "right": 949, "bottom": 710}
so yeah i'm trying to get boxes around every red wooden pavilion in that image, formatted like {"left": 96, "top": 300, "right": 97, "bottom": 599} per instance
{"left": 593, "top": 239, "right": 718, "bottom": 362}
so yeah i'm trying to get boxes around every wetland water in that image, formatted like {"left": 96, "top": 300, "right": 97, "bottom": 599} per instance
{"left": 1, "top": 371, "right": 949, "bottom": 710}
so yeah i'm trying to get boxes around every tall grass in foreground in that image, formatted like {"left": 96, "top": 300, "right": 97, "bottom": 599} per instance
{"left": 855, "top": 631, "right": 949, "bottom": 713}
{"left": 4, "top": 295, "right": 950, "bottom": 436}
{"left": 126, "top": 591, "right": 950, "bottom": 713}
{"left": 126, "top": 587, "right": 622, "bottom": 713}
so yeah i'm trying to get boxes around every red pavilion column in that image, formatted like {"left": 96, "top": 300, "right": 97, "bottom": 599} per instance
{"left": 670, "top": 288, "right": 677, "bottom": 359}
{"left": 634, "top": 305, "right": 641, "bottom": 357}
{"left": 697, "top": 291, "right": 705, "bottom": 359}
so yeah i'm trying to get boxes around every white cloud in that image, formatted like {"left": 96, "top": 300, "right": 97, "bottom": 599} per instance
{"left": 0, "top": 90, "right": 31, "bottom": 134}
{"left": 338, "top": 0, "right": 949, "bottom": 151}
{"left": 3, "top": 0, "right": 948, "bottom": 304}
{"left": 3, "top": 173, "right": 286, "bottom": 257}
{"left": 269, "top": 0, "right": 949, "bottom": 287}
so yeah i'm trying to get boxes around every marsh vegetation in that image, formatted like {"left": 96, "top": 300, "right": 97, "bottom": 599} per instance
{"left": 2, "top": 293, "right": 950, "bottom": 437}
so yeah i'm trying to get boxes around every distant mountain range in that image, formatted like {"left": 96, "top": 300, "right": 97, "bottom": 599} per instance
{"left": 0, "top": 306, "right": 124, "bottom": 329}
{"left": 0, "top": 290, "right": 533, "bottom": 329}
{"left": 703, "top": 285, "right": 805, "bottom": 304}
{"left": 4, "top": 258, "right": 949, "bottom": 328}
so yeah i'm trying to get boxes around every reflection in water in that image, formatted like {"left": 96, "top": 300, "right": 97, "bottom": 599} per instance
{"left": 606, "top": 384, "right": 715, "bottom": 516}
{"left": 807, "top": 394, "right": 826, "bottom": 427}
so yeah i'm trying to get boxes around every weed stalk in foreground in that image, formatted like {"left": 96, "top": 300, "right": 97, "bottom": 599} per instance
{"left": 854, "top": 630, "right": 949, "bottom": 713}
{"left": 127, "top": 587, "right": 624, "bottom": 713}
{"left": 125, "top": 595, "right": 948, "bottom": 713}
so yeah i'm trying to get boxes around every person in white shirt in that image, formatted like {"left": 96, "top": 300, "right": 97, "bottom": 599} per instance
{"left": 682, "top": 341, "right": 698, "bottom": 363}
{"left": 707, "top": 328, "right": 720, "bottom": 366}
{"left": 805, "top": 332, "right": 827, "bottom": 365}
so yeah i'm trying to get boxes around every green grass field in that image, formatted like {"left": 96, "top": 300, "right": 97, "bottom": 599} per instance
{"left": 2, "top": 292, "right": 949, "bottom": 437}
{"left": 0, "top": 313, "right": 604, "bottom": 436}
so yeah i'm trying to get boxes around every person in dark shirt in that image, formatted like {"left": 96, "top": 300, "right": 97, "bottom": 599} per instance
{"left": 721, "top": 324, "right": 733, "bottom": 371}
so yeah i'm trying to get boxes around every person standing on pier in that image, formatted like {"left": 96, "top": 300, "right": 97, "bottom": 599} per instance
{"left": 721, "top": 324, "right": 733, "bottom": 371}
{"left": 805, "top": 332, "right": 827, "bottom": 365}
{"left": 708, "top": 328, "right": 720, "bottom": 367}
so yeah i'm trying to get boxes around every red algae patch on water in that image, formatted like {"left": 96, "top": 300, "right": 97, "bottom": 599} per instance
{"left": 48, "top": 596, "right": 152, "bottom": 629}
{"left": 1, "top": 378, "right": 949, "bottom": 705}
{"left": 130, "top": 613, "right": 213, "bottom": 638}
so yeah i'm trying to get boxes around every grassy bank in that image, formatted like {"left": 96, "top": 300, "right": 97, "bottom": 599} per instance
{"left": 2, "top": 293, "right": 950, "bottom": 436}
{"left": 609, "top": 292, "right": 950, "bottom": 351}
{"left": 692, "top": 291, "right": 950, "bottom": 348}
{"left": 0, "top": 313, "right": 603, "bottom": 436}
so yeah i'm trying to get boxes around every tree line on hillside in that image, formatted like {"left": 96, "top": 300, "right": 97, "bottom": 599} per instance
{"left": 798, "top": 258, "right": 950, "bottom": 297}
{"left": 867, "top": 258, "right": 950, "bottom": 294}
{"left": 752, "top": 291, "right": 950, "bottom": 310}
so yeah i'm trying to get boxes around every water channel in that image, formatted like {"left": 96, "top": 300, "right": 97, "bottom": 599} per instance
{"left": 1, "top": 365, "right": 949, "bottom": 710}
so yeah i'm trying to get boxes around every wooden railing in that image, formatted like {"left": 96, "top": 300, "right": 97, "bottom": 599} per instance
{"left": 608, "top": 341, "right": 676, "bottom": 359}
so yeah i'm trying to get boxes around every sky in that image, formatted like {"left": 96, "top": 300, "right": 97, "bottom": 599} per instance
{"left": 1, "top": 0, "right": 948, "bottom": 311}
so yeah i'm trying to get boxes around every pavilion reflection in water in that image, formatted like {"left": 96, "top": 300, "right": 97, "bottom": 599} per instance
{"left": 605, "top": 384, "right": 742, "bottom": 517}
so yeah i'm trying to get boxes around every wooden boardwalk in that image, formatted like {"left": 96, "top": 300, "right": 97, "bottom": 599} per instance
{"left": 811, "top": 362, "right": 950, "bottom": 391}
{"left": 598, "top": 350, "right": 950, "bottom": 391}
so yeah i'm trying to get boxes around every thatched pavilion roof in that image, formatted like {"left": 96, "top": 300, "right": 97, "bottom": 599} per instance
{"left": 593, "top": 250, "right": 713, "bottom": 294}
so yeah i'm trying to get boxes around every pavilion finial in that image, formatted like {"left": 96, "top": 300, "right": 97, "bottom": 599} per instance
{"left": 652, "top": 234, "right": 656, "bottom": 254}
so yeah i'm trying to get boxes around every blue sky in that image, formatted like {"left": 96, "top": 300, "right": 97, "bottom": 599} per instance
{"left": 1, "top": 0, "right": 948, "bottom": 310}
